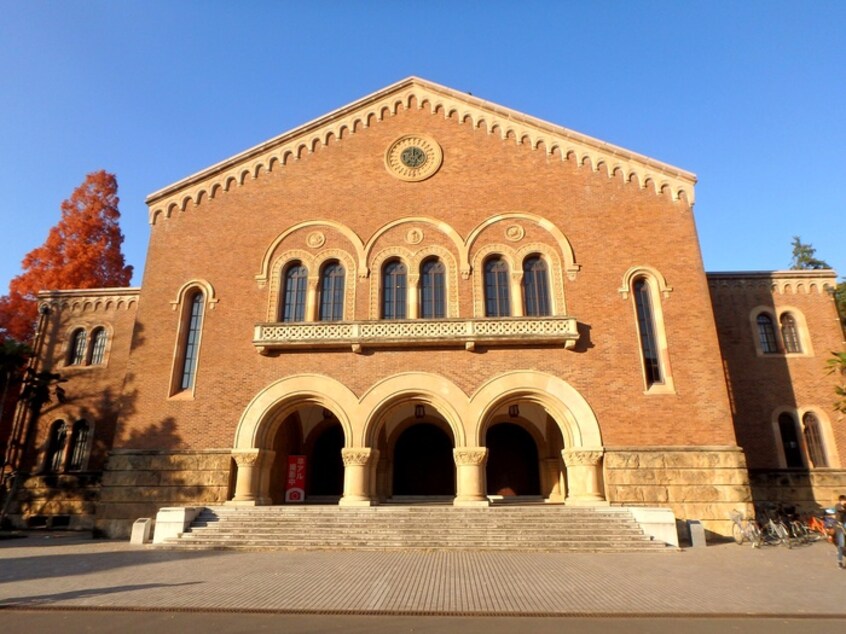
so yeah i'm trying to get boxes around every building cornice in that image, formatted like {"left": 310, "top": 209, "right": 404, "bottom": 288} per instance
{"left": 146, "top": 77, "right": 697, "bottom": 225}
{"left": 707, "top": 270, "right": 838, "bottom": 295}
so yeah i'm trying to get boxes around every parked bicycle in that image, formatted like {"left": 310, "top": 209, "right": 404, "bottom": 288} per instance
{"left": 730, "top": 509, "right": 762, "bottom": 547}
{"left": 758, "top": 505, "right": 792, "bottom": 548}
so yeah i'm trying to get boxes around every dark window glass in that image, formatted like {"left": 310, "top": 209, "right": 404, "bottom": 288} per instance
{"left": 382, "top": 260, "right": 407, "bottom": 319}
{"left": 180, "top": 292, "right": 204, "bottom": 391}
{"left": 67, "top": 420, "right": 91, "bottom": 472}
{"left": 484, "top": 257, "right": 510, "bottom": 317}
{"left": 281, "top": 263, "right": 308, "bottom": 322}
{"left": 802, "top": 412, "right": 828, "bottom": 468}
{"left": 47, "top": 420, "right": 67, "bottom": 473}
{"left": 89, "top": 328, "right": 107, "bottom": 365}
{"left": 780, "top": 313, "right": 801, "bottom": 353}
{"left": 634, "top": 278, "right": 662, "bottom": 386}
{"left": 319, "top": 262, "right": 345, "bottom": 322}
{"left": 522, "top": 256, "right": 550, "bottom": 317}
{"left": 778, "top": 413, "right": 804, "bottom": 468}
{"left": 68, "top": 329, "right": 87, "bottom": 365}
{"left": 757, "top": 314, "right": 778, "bottom": 353}
{"left": 420, "top": 259, "right": 446, "bottom": 319}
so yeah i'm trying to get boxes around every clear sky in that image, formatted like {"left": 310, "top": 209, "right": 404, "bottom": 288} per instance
{"left": 1, "top": 1, "right": 843, "bottom": 293}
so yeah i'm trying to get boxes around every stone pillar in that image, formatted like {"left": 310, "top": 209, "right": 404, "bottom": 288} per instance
{"left": 407, "top": 274, "right": 420, "bottom": 319}
{"left": 510, "top": 272, "right": 524, "bottom": 317}
{"left": 340, "top": 448, "right": 378, "bottom": 506}
{"left": 228, "top": 449, "right": 274, "bottom": 506}
{"left": 306, "top": 277, "right": 319, "bottom": 321}
{"left": 453, "top": 447, "right": 490, "bottom": 507}
{"left": 543, "top": 457, "right": 565, "bottom": 502}
{"left": 562, "top": 448, "right": 606, "bottom": 505}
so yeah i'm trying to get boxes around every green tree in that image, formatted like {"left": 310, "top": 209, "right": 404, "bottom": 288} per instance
{"left": 790, "top": 236, "right": 831, "bottom": 270}
{"left": 827, "top": 352, "right": 846, "bottom": 415}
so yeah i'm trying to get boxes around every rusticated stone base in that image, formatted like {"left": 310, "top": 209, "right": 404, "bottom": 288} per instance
{"left": 748, "top": 469, "right": 846, "bottom": 512}
{"left": 604, "top": 446, "right": 751, "bottom": 538}
{"left": 94, "top": 449, "right": 232, "bottom": 538}
{"left": 6, "top": 472, "right": 101, "bottom": 531}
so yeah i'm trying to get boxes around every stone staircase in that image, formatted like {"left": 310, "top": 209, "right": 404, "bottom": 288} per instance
{"left": 158, "top": 505, "right": 672, "bottom": 552}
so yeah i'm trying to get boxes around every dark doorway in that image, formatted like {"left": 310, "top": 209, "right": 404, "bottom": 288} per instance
{"left": 392, "top": 423, "right": 454, "bottom": 496}
{"left": 308, "top": 424, "right": 344, "bottom": 497}
{"left": 486, "top": 423, "right": 541, "bottom": 496}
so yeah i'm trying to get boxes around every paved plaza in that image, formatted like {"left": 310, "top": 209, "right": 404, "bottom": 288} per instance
{"left": 0, "top": 532, "right": 843, "bottom": 618}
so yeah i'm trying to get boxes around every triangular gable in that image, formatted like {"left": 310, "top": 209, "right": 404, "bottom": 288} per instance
{"left": 147, "top": 77, "right": 696, "bottom": 224}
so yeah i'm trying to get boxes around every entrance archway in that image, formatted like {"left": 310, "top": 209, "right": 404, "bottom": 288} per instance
{"left": 486, "top": 423, "right": 541, "bottom": 496}
{"left": 392, "top": 423, "right": 455, "bottom": 496}
{"left": 307, "top": 423, "right": 344, "bottom": 497}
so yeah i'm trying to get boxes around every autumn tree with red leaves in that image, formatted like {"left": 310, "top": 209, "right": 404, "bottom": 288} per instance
{"left": 0, "top": 170, "right": 133, "bottom": 343}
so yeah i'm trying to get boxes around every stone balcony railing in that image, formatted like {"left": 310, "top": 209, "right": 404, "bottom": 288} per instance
{"left": 253, "top": 316, "right": 579, "bottom": 354}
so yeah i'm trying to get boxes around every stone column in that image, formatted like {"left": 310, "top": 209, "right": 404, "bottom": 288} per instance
{"left": 543, "top": 457, "right": 565, "bottom": 502}
{"left": 562, "top": 448, "right": 607, "bottom": 505}
{"left": 228, "top": 449, "right": 273, "bottom": 506}
{"left": 306, "top": 277, "right": 319, "bottom": 321}
{"left": 407, "top": 274, "right": 420, "bottom": 319}
{"left": 510, "top": 272, "right": 524, "bottom": 317}
{"left": 340, "top": 448, "right": 378, "bottom": 506}
{"left": 453, "top": 447, "right": 490, "bottom": 507}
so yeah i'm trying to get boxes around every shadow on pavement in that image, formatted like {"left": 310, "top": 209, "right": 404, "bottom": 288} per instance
{"left": 0, "top": 581, "right": 202, "bottom": 607}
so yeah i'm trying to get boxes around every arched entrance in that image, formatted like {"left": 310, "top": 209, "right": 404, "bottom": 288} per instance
{"left": 392, "top": 422, "right": 455, "bottom": 496}
{"left": 486, "top": 423, "right": 541, "bottom": 496}
{"left": 307, "top": 423, "right": 344, "bottom": 498}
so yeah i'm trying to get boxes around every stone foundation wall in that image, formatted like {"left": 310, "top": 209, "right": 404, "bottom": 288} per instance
{"left": 604, "top": 446, "right": 751, "bottom": 538}
{"left": 8, "top": 473, "right": 101, "bottom": 531}
{"left": 95, "top": 449, "right": 232, "bottom": 538}
{"left": 748, "top": 469, "right": 846, "bottom": 513}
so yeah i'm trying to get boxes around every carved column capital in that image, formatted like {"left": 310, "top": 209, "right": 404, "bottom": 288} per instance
{"left": 453, "top": 447, "right": 488, "bottom": 466}
{"left": 562, "top": 448, "right": 604, "bottom": 467}
{"left": 342, "top": 447, "right": 376, "bottom": 467}
{"left": 232, "top": 450, "right": 261, "bottom": 468}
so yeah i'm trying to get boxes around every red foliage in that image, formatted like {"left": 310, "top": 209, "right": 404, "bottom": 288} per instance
{"left": 0, "top": 171, "right": 133, "bottom": 342}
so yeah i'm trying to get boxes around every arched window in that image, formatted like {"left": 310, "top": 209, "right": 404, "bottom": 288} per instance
{"left": 281, "top": 262, "right": 308, "bottom": 322}
{"left": 522, "top": 256, "right": 550, "bottom": 317}
{"left": 89, "top": 327, "right": 107, "bottom": 365}
{"left": 318, "top": 261, "right": 345, "bottom": 322}
{"left": 67, "top": 420, "right": 91, "bottom": 472}
{"left": 757, "top": 314, "right": 778, "bottom": 354}
{"left": 802, "top": 412, "right": 828, "bottom": 468}
{"left": 780, "top": 313, "right": 802, "bottom": 354}
{"left": 46, "top": 420, "right": 67, "bottom": 473}
{"left": 778, "top": 413, "right": 804, "bottom": 468}
{"left": 382, "top": 260, "right": 407, "bottom": 319}
{"left": 420, "top": 258, "right": 445, "bottom": 319}
{"left": 633, "top": 278, "right": 662, "bottom": 386}
{"left": 484, "top": 257, "right": 510, "bottom": 317}
{"left": 178, "top": 291, "right": 204, "bottom": 392}
{"left": 68, "top": 329, "right": 87, "bottom": 365}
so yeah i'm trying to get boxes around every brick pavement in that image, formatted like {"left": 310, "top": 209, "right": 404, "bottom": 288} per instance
{"left": 0, "top": 533, "right": 842, "bottom": 616}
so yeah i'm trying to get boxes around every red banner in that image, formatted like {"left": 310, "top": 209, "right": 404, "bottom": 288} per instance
{"left": 284, "top": 455, "right": 306, "bottom": 503}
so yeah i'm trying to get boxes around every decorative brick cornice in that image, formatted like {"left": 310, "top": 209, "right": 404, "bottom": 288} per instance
{"left": 707, "top": 270, "right": 838, "bottom": 295}
{"left": 146, "top": 77, "right": 696, "bottom": 224}
{"left": 37, "top": 287, "right": 141, "bottom": 314}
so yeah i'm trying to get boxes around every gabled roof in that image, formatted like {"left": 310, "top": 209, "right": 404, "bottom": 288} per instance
{"left": 147, "top": 77, "right": 696, "bottom": 224}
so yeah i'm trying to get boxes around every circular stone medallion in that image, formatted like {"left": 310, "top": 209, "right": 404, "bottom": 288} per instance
{"left": 385, "top": 135, "right": 443, "bottom": 182}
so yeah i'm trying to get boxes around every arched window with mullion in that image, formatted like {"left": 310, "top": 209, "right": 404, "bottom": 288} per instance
{"left": 68, "top": 329, "right": 87, "bottom": 365}
{"left": 67, "top": 420, "right": 91, "bottom": 472}
{"left": 802, "top": 412, "right": 828, "bottom": 468}
{"left": 633, "top": 278, "right": 662, "bottom": 386}
{"left": 780, "top": 313, "right": 801, "bottom": 353}
{"left": 281, "top": 262, "right": 308, "bottom": 322}
{"left": 179, "top": 291, "right": 204, "bottom": 392}
{"left": 89, "top": 328, "right": 107, "bottom": 365}
{"left": 318, "top": 261, "right": 345, "bottom": 322}
{"left": 46, "top": 420, "right": 68, "bottom": 473}
{"left": 757, "top": 314, "right": 778, "bottom": 354}
{"left": 420, "top": 258, "right": 445, "bottom": 319}
{"left": 522, "top": 256, "right": 550, "bottom": 317}
{"left": 382, "top": 260, "right": 407, "bottom": 319}
{"left": 484, "top": 257, "right": 510, "bottom": 317}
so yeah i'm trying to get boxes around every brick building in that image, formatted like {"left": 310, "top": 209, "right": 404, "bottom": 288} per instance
{"left": 5, "top": 78, "right": 844, "bottom": 538}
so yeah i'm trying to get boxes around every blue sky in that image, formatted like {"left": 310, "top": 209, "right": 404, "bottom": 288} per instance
{"left": 1, "top": 1, "right": 844, "bottom": 292}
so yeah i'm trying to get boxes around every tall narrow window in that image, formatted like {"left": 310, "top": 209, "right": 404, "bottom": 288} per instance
{"left": 318, "top": 261, "right": 345, "bottom": 322}
{"left": 281, "top": 262, "right": 308, "bottom": 322}
{"left": 382, "top": 260, "right": 407, "bottom": 319}
{"left": 484, "top": 257, "right": 510, "bottom": 317}
{"left": 179, "top": 292, "right": 204, "bottom": 392}
{"left": 757, "top": 314, "right": 778, "bottom": 353}
{"left": 89, "top": 328, "right": 107, "bottom": 365}
{"left": 522, "top": 256, "right": 550, "bottom": 317}
{"left": 633, "top": 278, "right": 662, "bottom": 386}
{"left": 46, "top": 420, "right": 67, "bottom": 473}
{"left": 67, "top": 420, "right": 91, "bottom": 472}
{"left": 778, "top": 413, "right": 804, "bottom": 468}
{"left": 780, "top": 313, "right": 801, "bottom": 354}
{"left": 68, "top": 329, "right": 87, "bottom": 365}
{"left": 420, "top": 258, "right": 445, "bottom": 319}
{"left": 802, "top": 412, "right": 828, "bottom": 468}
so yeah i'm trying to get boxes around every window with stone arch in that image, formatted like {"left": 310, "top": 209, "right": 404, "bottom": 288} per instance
{"left": 169, "top": 280, "right": 216, "bottom": 397}
{"left": 280, "top": 261, "right": 308, "bottom": 322}
{"left": 67, "top": 328, "right": 87, "bottom": 366}
{"left": 777, "top": 412, "right": 805, "bottom": 468}
{"left": 420, "top": 257, "right": 446, "bottom": 319}
{"left": 484, "top": 256, "right": 511, "bottom": 317}
{"left": 756, "top": 313, "right": 779, "bottom": 354}
{"left": 780, "top": 312, "right": 802, "bottom": 354}
{"left": 88, "top": 327, "right": 108, "bottom": 365}
{"left": 802, "top": 411, "right": 828, "bottom": 468}
{"left": 45, "top": 420, "right": 68, "bottom": 473}
{"left": 318, "top": 260, "right": 345, "bottom": 322}
{"left": 522, "top": 255, "right": 550, "bottom": 317}
{"left": 382, "top": 259, "right": 407, "bottom": 319}
{"left": 67, "top": 420, "right": 91, "bottom": 472}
